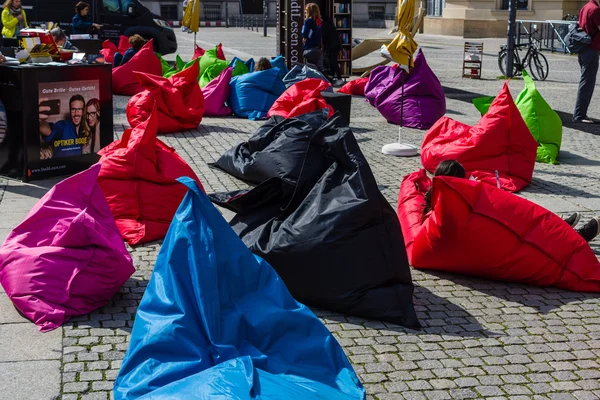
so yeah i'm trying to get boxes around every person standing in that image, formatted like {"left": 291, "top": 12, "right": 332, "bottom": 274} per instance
{"left": 72, "top": 1, "right": 102, "bottom": 35}
{"left": 321, "top": 13, "right": 343, "bottom": 85}
{"left": 574, "top": 0, "right": 600, "bottom": 123}
{"left": 1, "top": 0, "right": 28, "bottom": 38}
{"left": 302, "top": 3, "right": 322, "bottom": 67}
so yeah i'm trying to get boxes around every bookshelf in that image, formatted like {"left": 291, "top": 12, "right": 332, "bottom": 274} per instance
{"left": 333, "top": 1, "right": 352, "bottom": 78}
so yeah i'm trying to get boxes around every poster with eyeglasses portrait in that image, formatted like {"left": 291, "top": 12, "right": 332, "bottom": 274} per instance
{"left": 38, "top": 80, "right": 101, "bottom": 160}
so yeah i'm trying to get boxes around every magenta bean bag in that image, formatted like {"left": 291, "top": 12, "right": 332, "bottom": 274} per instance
{"left": 0, "top": 165, "right": 134, "bottom": 332}
{"left": 201, "top": 66, "right": 232, "bottom": 116}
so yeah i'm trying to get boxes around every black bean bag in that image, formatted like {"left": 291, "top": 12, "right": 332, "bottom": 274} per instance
{"left": 210, "top": 110, "right": 420, "bottom": 329}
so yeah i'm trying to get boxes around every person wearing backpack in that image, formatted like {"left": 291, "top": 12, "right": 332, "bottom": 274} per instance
{"left": 573, "top": 0, "right": 600, "bottom": 123}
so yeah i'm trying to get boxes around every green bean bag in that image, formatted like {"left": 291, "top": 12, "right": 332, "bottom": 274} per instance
{"left": 157, "top": 53, "right": 172, "bottom": 76}
{"left": 199, "top": 46, "right": 229, "bottom": 88}
{"left": 164, "top": 55, "right": 200, "bottom": 79}
{"left": 472, "top": 71, "right": 562, "bottom": 164}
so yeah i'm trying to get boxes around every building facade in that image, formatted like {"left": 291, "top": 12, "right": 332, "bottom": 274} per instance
{"left": 144, "top": 0, "right": 584, "bottom": 37}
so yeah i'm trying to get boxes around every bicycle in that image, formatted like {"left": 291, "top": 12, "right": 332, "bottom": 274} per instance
{"left": 497, "top": 28, "right": 549, "bottom": 81}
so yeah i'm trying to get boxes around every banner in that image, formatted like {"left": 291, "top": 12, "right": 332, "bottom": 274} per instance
{"left": 38, "top": 80, "right": 101, "bottom": 160}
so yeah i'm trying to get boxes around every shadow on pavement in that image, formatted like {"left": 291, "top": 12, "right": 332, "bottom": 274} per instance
{"left": 527, "top": 175, "right": 599, "bottom": 198}
{"left": 558, "top": 150, "right": 600, "bottom": 166}
{"left": 558, "top": 110, "right": 600, "bottom": 134}
{"left": 421, "top": 270, "right": 599, "bottom": 314}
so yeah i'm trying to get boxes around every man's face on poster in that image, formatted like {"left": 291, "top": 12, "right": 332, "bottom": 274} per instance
{"left": 70, "top": 100, "right": 84, "bottom": 127}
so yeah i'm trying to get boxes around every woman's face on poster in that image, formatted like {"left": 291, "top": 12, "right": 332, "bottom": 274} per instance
{"left": 86, "top": 104, "right": 99, "bottom": 127}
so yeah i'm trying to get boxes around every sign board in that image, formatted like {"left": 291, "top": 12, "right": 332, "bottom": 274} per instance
{"left": 277, "top": 0, "right": 304, "bottom": 68}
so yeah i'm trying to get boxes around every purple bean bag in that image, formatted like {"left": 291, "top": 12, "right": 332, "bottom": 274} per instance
{"left": 0, "top": 165, "right": 134, "bottom": 332}
{"left": 202, "top": 66, "right": 232, "bottom": 117}
{"left": 365, "top": 49, "right": 445, "bottom": 130}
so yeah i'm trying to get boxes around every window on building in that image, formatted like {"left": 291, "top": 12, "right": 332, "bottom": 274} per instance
{"left": 368, "top": 4, "right": 385, "bottom": 21}
{"left": 500, "top": 0, "right": 529, "bottom": 10}
{"left": 204, "top": 4, "right": 221, "bottom": 21}
{"left": 426, "top": 0, "right": 444, "bottom": 17}
{"left": 103, "top": 0, "right": 120, "bottom": 13}
{"left": 160, "top": 4, "right": 179, "bottom": 20}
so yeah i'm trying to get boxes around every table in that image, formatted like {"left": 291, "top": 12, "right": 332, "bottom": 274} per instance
{"left": 0, "top": 62, "right": 112, "bottom": 182}
{"left": 69, "top": 39, "right": 103, "bottom": 55}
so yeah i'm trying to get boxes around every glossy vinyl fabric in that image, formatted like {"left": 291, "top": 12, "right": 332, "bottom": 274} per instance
{"left": 267, "top": 78, "right": 334, "bottom": 119}
{"left": 202, "top": 67, "right": 233, "bottom": 116}
{"left": 112, "top": 40, "right": 162, "bottom": 96}
{"left": 338, "top": 77, "right": 369, "bottom": 96}
{"left": 364, "top": 49, "right": 445, "bottom": 129}
{"left": 397, "top": 171, "right": 600, "bottom": 292}
{"left": 98, "top": 108, "right": 204, "bottom": 245}
{"left": 100, "top": 36, "right": 130, "bottom": 63}
{"left": 0, "top": 165, "right": 134, "bottom": 332}
{"left": 126, "top": 59, "right": 205, "bottom": 134}
{"left": 229, "top": 68, "right": 286, "bottom": 120}
{"left": 113, "top": 177, "right": 366, "bottom": 400}
{"left": 282, "top": 64, "right": 329, "bottom": 88}
{"left": 209, "top": 111, "right": 420, "bottom": 328}
{"left": 421, "top": 83, "right": 537, "bottom": 192}
{"left": 199, "top": 46, "right": 229, "bottom": 88}
{"left": 472, "top": 72, "right": 562, "bottom": 165}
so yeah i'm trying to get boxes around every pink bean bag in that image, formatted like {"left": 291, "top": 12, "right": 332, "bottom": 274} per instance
{"left": 0, "top": 165, "right": 134, "bottom": 332}
{"left": 113, "top": 40, "right": 162, "bottom": 96}
{"left": 202, "top": 67, "right": 232, "bottom": 116}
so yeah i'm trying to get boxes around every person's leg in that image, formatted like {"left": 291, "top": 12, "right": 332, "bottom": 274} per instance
{"left": 330, "top": 50, "right": 342, "bottom": 80}
{"left": 573, "top": 48, "right": 599, "bottom": 121}
{"left": 576, "top": 216, "right": 600, "bottom": 242}
{"left": 113, "top": 52, "right": 123, "bottom": 68}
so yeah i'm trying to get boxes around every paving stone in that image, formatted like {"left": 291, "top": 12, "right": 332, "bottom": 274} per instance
{"left": 63, "top": 382, "right": 90, "bottom": 393}
{"left": 0, "top": 361, "right": 60, "bottom": 399}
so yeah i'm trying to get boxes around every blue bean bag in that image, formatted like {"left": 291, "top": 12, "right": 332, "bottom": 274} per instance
{"left": 270, "top": 55, "right": 288, "bottom": 81}
{"left": 229, "top": 68, "right": 286, "bottom": 120}
{"left": 113, "top": 177, "right": 366, "bottom": 400}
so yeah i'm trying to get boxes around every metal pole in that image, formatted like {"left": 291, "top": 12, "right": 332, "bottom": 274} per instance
{"left": 505, "top": 0, "right": 518, "bottom": 78}
{"left": 226, "top": 1, "right": 229, "bottom": 27}
{"left": 263, "top": 0, "right": 267, "bottom": 36}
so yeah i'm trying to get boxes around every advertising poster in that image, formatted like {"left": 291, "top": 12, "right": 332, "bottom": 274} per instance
{"left": 38, "top": 80, "right": 101, "bottom": 159}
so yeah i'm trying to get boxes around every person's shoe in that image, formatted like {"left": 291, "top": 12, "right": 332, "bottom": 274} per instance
{"left": 333, "top": 78, "right": 345, "bottom": 87}
{"left": 576, "top": 216, "right": 600, "bottom": 242}
{"left": 564, "top": 212, "right": 581, "bottom": 228}
{"left": 573, "top": 118, "right": 595, "bottom": 124}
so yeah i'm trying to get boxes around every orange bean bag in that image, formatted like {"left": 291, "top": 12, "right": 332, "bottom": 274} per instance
{"left": 421, "top": 83, "right": 537, "bottom": 192}
{"left": 98, "top": 107, "right": 204, "bottom": 245}
{"left": 338, "top": 78, "right": 368, "bottom": 96}
{"left": 397, "top": 170, "right": 600, "bottom": 292}
{"left": 267, "top": 78, "right": 334, "bottom": 119}
{"left": 126, "top": 59, "right": 205, "bottom": 134}
{"left": 112, "top": 40, "right": 162, "bottom": 96}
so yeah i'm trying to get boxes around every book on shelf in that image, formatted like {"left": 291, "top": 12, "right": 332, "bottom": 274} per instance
{"left": 333, "top": 3, "right": 350, "bottom": 13}
{"left": 338, "top": 32, "right": 350, "bottom": 44}
{"left": 335, "top": 17, "right": 349, "bottom": 28}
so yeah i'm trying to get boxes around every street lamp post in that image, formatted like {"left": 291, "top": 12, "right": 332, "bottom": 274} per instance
{"left": 505, "top": 0, "right": 518, "bottom": 77}
{"left": 263, "top": 0, "right": 268, "bottom": 36}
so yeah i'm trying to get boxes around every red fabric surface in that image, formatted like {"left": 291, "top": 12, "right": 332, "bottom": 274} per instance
{"left": 112, "top": 40, "right": 162, "bottom": 96}
{"left": 126, "top": 59, "right": 205, "bottom": 133}
{"left": 397, "top": 171, "right": 600, "bottom": 292}
{"left": 98, "top": 108, "right": 204, "bottom": 245}
{"left": 100, "top": 36, "right": 131, "bottom": 63}
{"left": 421, "top": 83, "right": 537, "bottom": 192}
{"left": 267, "top": 78, "right": 334, "bottom": 119}
{"left": 216, "top": 43, "right": 225, "bottom": 60}
{"left": 338, "top": 78, "right": 368, "bottom": 96}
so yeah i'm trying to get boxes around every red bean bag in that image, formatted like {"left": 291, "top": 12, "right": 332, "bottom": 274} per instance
{"left": 126, "top": 59, "right": 205, "bottom": 133}
{"left": 100, "top": 36, "right": 131, "bottom": 64}
{"left": 202, "top": 67, "right": 232, "bottom": 116}
{"left": 398, "top": 170, "right": 600, "bottom": 292}
{"left": 112, "top": 40, "right": 162, "bottom": 96}
{"left": 267, "top": 78, "right": 334, "bottom": 119}
{"left": 421, "top": 83, "right": 537, "bottom": 192}
{"left": 98, "top": 107, "right": 204, "bottom": 245}
{"left": 338, "top": 77, "right": 368, "bottom": 96}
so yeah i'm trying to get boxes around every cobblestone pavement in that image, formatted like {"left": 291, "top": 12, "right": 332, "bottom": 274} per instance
{"left": 2, "top": 28, "right": 600, "bottom": 400}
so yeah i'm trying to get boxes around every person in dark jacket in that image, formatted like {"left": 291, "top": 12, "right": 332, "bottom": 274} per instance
{"left": 302, "top": 3, "right": 322, "bottom": 67}
{"left": 321, "top": 14, "right": 343, "bottom": 85}
{"left": 113, "top": 34, "right": 146, "bottom": 67}
{"left": 72, "top": 1, "right": 102, "bottom": 34}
